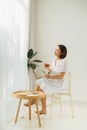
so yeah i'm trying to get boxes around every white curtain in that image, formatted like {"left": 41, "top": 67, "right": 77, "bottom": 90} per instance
{"left": 27, "top": 0, "right": 38, "bottom": 90}
{"left": 0, "top": 0, "right": 31, "bottom": 128}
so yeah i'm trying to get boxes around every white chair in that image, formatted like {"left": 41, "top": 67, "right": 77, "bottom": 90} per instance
{"left": 49, "top": 72, "right": 74, "bottom": 119}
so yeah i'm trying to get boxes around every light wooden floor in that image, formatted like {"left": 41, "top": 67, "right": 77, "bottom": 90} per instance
{"left": 1, "top": 99, "right": 87, "bottom": 130}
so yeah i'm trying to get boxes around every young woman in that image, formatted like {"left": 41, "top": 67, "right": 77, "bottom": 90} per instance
{"left": 24, "top": 44, "right": 67, "bottom": 115}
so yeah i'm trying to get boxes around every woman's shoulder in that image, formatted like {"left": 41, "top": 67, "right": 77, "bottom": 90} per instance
{"left": 60, "top": 59, "right": 67, "bottom": 64}
{"left": 58, "top": 59, "right": 68, "bottom": 68}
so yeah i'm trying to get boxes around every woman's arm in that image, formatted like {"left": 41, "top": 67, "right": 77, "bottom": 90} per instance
{"left": 45, "top": 72, "right": 65, "bottom": 79}
{"left": 44, "top": 63, "right": 52, "bottom": 72}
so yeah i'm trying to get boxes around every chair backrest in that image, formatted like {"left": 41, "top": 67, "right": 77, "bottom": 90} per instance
{"left": 62, "top": 72, "right": 71, "bottom": 93}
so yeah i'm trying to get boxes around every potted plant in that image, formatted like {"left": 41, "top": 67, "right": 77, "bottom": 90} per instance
{"left": 27, "top": 48, "right": 42, "bottom": 79}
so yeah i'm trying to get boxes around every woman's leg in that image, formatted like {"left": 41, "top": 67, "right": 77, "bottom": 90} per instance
{"left": 24, "top": 85, "right": 47, "bottom": 114}
{"left": 24, "top": 99, "right": 35, "bottom": 106}
{"left": 37, "top": 87, "right": 47, "bottom": 114}
{"left": 24, "top": 85, "right": 41, "bottom": 106}
{"left": 36, "top": 85, "right": 40, "bottom": 91}
{"left": 40, "top": 95, "right": 47, "bottom": 114}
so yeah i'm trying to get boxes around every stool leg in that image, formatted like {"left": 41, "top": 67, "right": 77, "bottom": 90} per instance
{"left": 15, "top": 99, "right": 22, "bottom": 124}
{"left": 35, "top": 99, "right": 41, "bottom": 127}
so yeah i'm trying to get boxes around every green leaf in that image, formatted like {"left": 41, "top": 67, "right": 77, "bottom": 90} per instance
{"left": 27, "top": 49, "right": 33, "bottom": 58}
{"left": 33, "top": 59, "right": 42, "bottom": 62}
{"left": 30, "top": 52, "right": 38, "bottom": 58}
{"left": 28, "top": 63, "right": 37, "bottom": 70}
{"left": 27, "top": 49, "right": 43, "bottom": 72}
{"left": 27, "top": 63, "right": 30, "bottom": 69}
{"left": 48, "top": 71, "right": 51, "bottom": 74}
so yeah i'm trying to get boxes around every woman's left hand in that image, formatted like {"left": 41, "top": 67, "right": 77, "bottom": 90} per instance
{"left": 45, "top": 74, "right": 54, "bottom": 79}
{"left": 44, "top": 74, "right": 50, "bottom": 79}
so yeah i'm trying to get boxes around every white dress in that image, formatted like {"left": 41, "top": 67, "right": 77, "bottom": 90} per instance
{"left": 36, "top": 59, "right": 67, "bottom": 94}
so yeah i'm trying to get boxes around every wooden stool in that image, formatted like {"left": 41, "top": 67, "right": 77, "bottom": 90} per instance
{"left": 12, "top": 90, "right": 45, "bottom": 127}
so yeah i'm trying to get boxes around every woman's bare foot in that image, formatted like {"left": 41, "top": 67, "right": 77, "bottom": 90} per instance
{"left": 24, "top": 100, "right": 35, "bottom": 107}
{"left": 35, "top": 110, "right": 47, "bottom": 115}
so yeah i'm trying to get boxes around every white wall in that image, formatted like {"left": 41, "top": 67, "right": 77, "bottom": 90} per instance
{"left": 36, "top": 0, "right": 87, "bottom": 101}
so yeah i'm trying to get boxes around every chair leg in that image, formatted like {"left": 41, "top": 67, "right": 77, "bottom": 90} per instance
{"left": 58, "top": 95, "right": 62, "bottom": 112}
{"left": 50, "top": 94, "right": 54, "bottom": 119}
{"left": 69, "top": 94, "right": 74, "bottom": 118}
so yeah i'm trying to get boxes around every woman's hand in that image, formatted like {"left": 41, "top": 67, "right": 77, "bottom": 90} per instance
{"left": 45, "top": 72, "right": 65, "bottom": 79}
{"left": 44, "top": 74, "right": 53, "bottom": 79}
{"left": 44, "top": 63, "right": 50, "bottom": 69}
{"left": 44, "top": 74, "right": 50, "bottom": 79}
{"left": 44, "top": 63, "right": 52, "bottom": 72}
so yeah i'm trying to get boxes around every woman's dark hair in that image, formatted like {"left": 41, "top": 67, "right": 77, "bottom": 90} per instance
{"left": 58, "top": 44, "right": 67, "bottom": 59}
